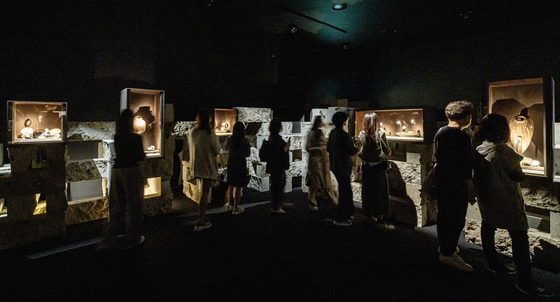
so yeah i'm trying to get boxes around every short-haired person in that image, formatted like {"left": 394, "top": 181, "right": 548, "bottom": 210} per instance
{"left": 267, "top": 118, "right": 291, "bottom": 214}
{"left": 434, "top": 100, "right": 474, "bottom": 272}
{"left": 328, "top": 112, "right": 359, "bottom": 226}
{"left": 473, "top": 114, "right": 553, "bottom": 297}
{"left": 225, "top": 122, "right": 251, "bottom": 215}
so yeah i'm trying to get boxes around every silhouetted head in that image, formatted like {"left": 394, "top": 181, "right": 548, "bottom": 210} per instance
{"left": 332, "top": 112, "right": 348, "bottom": 128}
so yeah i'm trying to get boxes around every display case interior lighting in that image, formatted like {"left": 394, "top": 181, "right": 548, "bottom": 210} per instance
{"left": 331, "top": 3, "right": 348, "bottom": 11}
{"left": 144, "top": 177, "right": 162, "bottom": 199}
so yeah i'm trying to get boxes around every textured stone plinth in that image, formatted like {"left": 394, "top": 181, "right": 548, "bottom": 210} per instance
{"left": 67, "top": 122, "right": 115, "bottom": 141}
{"left": 235, "top": 107, "right": 272, "bottom": 123}
{"left": 172, "top": 121, "right": 196, "bottom": 139}
{"left": 66, "top": 160, "right": 102, "bottom": 182}
{"left": 66, "top": 198, "right": 109, "bottom": 225}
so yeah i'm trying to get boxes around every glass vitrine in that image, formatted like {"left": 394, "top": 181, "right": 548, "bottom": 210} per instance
{"left": 355, "top": 108, "right": 433, "bottom": 142}
{"left": 7, "top": 101, "right": 67, "bottom": 144}
{"left": 120, "top": 88, "right": 165, "bottom": 158}
{"left": 214, "top": 109, "right": 237, "bottom": 136}
{"left": 488, "top": 77, "right": 554, "bottom": 178}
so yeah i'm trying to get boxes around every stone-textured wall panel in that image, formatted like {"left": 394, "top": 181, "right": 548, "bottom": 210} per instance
{"left": 171, "top": 121, "right": 196, "bottom": 139}
{"left": 311, "top": 109, "right": 330, "bottom": 124}
{"left": 352, "top": 182, "right": 362, "bottom": 202}
{"left": 521, "top": 187, "right": 560, "bottom": 211}
{"left": 94, "top": 159, "right": 110, "bottom": 179}
{"left": 65, "top": 198, "right": 108, "bottom": 225}
{"left": 67, "top": 122, "right": 115, "bottom": 141}
{"left": 301, "top": 122, "right": 313, "bottom": 136}
{"left": 257, "top": 123, "right": 270, "bottom": 137}
{"left": 280, "top": 122, "right": 293, "bottom": 135}
{"left": 288, "top": 135, "right": 303, "bottom": 150}
{"left": 393, "top": 161, "right": 421, "bottom": 185}
{"left": 248, "top": 176, "right": 269, "bottom": 192}
{"left": 66, "top": 160, "right": 102, "bottom": 182}
{"left": 287, "top": 160, "right": 303, "bottom": 178}
{"left": 235, "top": 107, "right": 272, "bottom": 123}
{"left": 102, "top": 140, "right": 115, "bottom": 161}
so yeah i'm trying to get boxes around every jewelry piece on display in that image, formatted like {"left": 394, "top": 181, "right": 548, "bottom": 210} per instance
{"left": 509, "top": 115, "right": 534, "bottom": 154}
{"left": 521, "top": 157, "right": 533, "bottom": 166}
{"left": 133, "top": 116, "right": 147, "bottom": 134}
{"left": 148, "top": 145, "right": 155, "bottom": 151}
{"left": 21, "top": 127, "right": 34, "bottom": 139}
{"left": 24, "top": 118, "right": 32, "bottom": 127}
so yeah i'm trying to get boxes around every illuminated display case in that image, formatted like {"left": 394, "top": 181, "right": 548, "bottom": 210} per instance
{"left": 355, "top": 108, "right": 435, "bottom": 142}
{"left": 7, "top": 101, "right": 67, "bottom": 144}
{"left": 214, "top": 108, "right": 237, "bottom": 136}
{"left": 120, "top": 88, "right": 165, "bottom": 158}
{"left": 488, "top": 77, "right": 554, "bottom": 178}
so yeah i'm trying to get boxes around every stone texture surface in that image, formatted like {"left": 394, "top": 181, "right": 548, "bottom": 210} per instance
{"left": 94, "top": 159, "right": 110, "bottom": 179}
{"left": 280, "top": 122, "right": 293, "bottom": 135}
{"left": 288, "top": 135, "right": 303, "bottom": 150}
{"left": 66, "top": 198, "right": 108, "bottom": 225}
{"left": 235, "top": 107, "right": 272, "bottom": 123}
{"left": 67, "top": 122, "right": 115, "bottom": 141}
{"left": 257, "top": 122, "right": 270, "bottom": 137}
{"left": 248, "top": 176, "right": 269, "bottom": 192}
{"left": 171, "top": 121, "right": 196, "bottom": 139}
{"left": 521, "top": 186, "right": 560, "bottom": 211}
{"left": 465, "top": 218, "right": 560, "bottom": 271}
{"left": 287, "top": 160, "right": 304, "bottom": 178}
{"left": 393, "top": 161, "right": 421, "bottom": 185}
{"left": 66, "top": 160, "right": 102, "bottom": 182}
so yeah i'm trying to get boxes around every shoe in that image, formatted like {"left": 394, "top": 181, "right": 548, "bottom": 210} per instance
{"left": 124, "top": 236, "right": 145, "bottom": 250}
{"left": 377, "top": 223, "right": 395, "bottom": 231}
{"left": 439, "top": 253, "right": 473, "bottom": 272}
{"left": 282, "top": 202, "right": 294, "bottom": 208}
{"left": 515, "top": 283, "right": 554, "bottom": 298}
{"left": 193, "top": 221, "right": 212, "bottom": 231}
{"left": 222, "top": 204, "right": 233, "bottom": 212}
{"left": 232, "top": 206, "right": 245, "bottom": 215}
{"left": 271, "top": 208, "right": 286, "bottom": 214}
{"left": 438, "top": 246, "right": 460, "bottom": 255}
{"left": 333, "top": 219, "right": 353, "bottom": 227}
{"left": 309, "top": 205, "right": 319, "bottom": 212}
{"left": 485, "top": 263, "right": 516, "bottom": 275}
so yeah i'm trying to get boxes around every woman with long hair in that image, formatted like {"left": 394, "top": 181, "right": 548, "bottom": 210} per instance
{"left": 358, "top": 112, "right": 394, "bottom": 230}
{"left": 98, "top": 109, "right": 146, "bottom": 250}
{"left": 306, "top": 116, "right": 337, "bottom": 211}
{"left": 188, "top": 108, "right": 222, "bottom": 231}
{"left": 267, "top": 118, "right": 290, "bottom": 214}
{"left": 225, "top": 122, "right": 251, "bottom": 214}
{"left": 473, "top": 113, "right": 553, "bottom": 297}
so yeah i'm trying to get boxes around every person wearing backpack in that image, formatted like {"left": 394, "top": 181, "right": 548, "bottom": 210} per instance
{"left": 358, "top": 112, "right": 394, "bottom": 230}
{"left": 266, "top": 118, "right": 290, "bottom": 214}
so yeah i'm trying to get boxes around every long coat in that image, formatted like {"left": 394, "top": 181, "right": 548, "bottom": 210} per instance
{"left": 188, "top": 127, "right": 222, "bottom": 180}
{"left": 473, "top": 140, "right": 528, "bottom": 231}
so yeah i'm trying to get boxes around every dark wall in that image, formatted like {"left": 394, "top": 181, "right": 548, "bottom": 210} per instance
{"left": 370, "top": 19, "right": 560, "bottom": 122}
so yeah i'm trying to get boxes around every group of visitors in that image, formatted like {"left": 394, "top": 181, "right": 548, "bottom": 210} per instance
{"left": 99, "top": 104, "right": 553, "bottom": 298}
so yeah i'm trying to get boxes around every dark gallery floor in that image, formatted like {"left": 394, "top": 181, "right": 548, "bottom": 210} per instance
{"left": 0, "top": 186, "right": 558, "bottom": 301}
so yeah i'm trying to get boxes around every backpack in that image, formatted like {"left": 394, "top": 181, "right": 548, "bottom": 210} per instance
{"left": 259, "top": 139, "right": 270, "bottom": 162}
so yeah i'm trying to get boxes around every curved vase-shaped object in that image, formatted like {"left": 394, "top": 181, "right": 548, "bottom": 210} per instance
{"left": 133, "top": 116, "right": 146, "bottom": 134}
{"left": 509, "top": 115, "right": 534, "bottom": 155}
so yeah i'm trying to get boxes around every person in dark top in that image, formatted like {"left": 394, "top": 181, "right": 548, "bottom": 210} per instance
{"left": 434, "top": 100, "right": 474, "bottom": 272}
{"left": 225, "top": 122, "right": 251, "bottom": 215}
{"left": 98, "top": 109, "right": 146, "bottom": 250}
{"left": 266, "top": 118, "right": 290, "bottom": 214}
{"left": 328, "top": 112, "right": 359, "bottom": 226}
{"left": 358, "top": 112, "right": 394, "bottom": 230}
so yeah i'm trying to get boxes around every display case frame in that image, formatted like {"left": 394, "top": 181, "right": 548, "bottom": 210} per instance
{"left": 213, "top": 108, "right": 237, "bottom": 136}
{"left": 120, "top": 88, "right": 165, "bottom": 158}
{"left": 488, "top": 77, "right": 554, "bottom": 179}
{"left": 7, "top": 101, "right": 67, "bottom": 144}
{"left": 354, "top": 108, "right": 435, "bottom": 143}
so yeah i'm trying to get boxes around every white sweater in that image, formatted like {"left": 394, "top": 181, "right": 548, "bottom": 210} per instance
{"left": 188, "top": 127, "right": 221, "bottom": 180}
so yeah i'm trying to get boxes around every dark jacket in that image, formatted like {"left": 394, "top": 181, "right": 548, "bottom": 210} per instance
{"left": 113, "top": 132, "right": 145, "bottom": 168}
{"left": 327, "top": 127, "right": 358, "bottom": 178}
{"left": 265, "top": 133, "right": 289, "bottom": 173}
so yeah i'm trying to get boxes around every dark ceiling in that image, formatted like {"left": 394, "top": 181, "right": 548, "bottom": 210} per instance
{"left": 213, "top": 0, "right": 560, "bottom": 50}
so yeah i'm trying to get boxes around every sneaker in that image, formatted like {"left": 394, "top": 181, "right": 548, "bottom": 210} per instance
{"left": 439, "top": 253, "right": 473, "bottom": 272}
{"left": 282, "top": 202, "right": 294, "bottom": 208}
{"left": 193, "top": 221, "right": 212, "bottom": 232}
{"left": 333, "top": 219, "right": 353, "bottom": 227}
{"left": 485, "top": 263, "right": 516, "bottom": 275}
{"left": 222, "top": 204, "right": 233, "bottom": 212}
{"left": 309, "top": 205, "right": 319, "bottom": 212}
{"left": 271, "top": 208, "right": 286, "bottom": 214}
{"left": 232, "top": 206, "right": 245, "bottom": 215}
{"left": 515, "top": 283, "right": 554, "bottom": 298}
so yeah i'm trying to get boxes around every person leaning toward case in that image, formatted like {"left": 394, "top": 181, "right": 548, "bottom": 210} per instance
{"left": 472, "top": 114, "right": 553, "bottom": 298}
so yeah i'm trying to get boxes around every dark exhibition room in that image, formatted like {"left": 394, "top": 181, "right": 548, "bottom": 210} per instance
{"left": 2, "top": 0, "right": 560, "bottom": 301}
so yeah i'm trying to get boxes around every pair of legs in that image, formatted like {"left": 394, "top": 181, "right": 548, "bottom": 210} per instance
{"left": 481, "top": 222, "right": 534, "bottom": 286}
{"left": 269, "top": 170, "right": 286, "bottom": 210}
{"left": 197, "top": 178, "right": 214, "bottom": 225}
{"left": 361, "top": 163, "right": 390, "bottom": 222}
{"left": 102, "top": 166, "right": 144, "bottom": 248}
{"left": 226, "top": 185, "right": 243, "bottom": 208}
{"left": 334, "top": 172, "right": 354, "bottom": 222}
{"left": 436, "top": 179, "right": 469, "bottom": 256}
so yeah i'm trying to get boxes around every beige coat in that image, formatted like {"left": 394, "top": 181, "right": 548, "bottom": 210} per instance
{"left": 188, "top": 127, "right": 222, "bottom": 180}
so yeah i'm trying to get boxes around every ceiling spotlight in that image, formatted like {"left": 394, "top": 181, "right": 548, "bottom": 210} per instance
{"left": 290, "top": 24, "right": 298, "bottom": 33}
{"left": 341, "top": 42, "right": 350, "bottom": 50}
{"left": 331, "top": 3, "right": 348, "bottom": 11}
